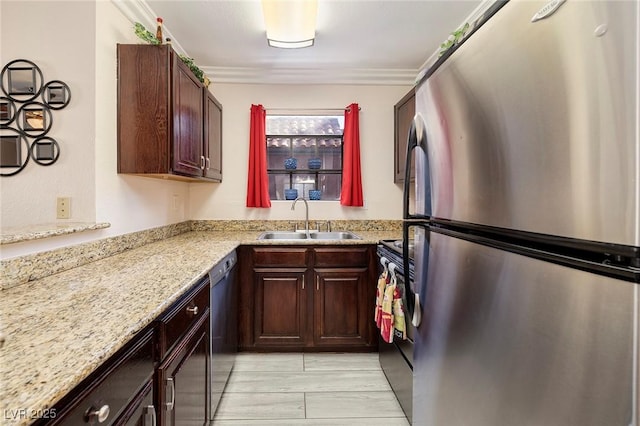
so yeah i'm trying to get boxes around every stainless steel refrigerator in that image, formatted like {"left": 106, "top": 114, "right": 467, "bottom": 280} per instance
{"left": 402, "top": 1, "right": 640, "bottom": 425}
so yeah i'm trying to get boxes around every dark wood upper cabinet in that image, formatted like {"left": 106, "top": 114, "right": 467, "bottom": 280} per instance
{"left": 172, "top": 57, "right": 204, "bottom": 177}
{"left": 204, "top": 91, "right": 223, "bottom": 181}
{"left": 117, "top": 44, "right": 222, "bottom": 182}
{"left": 394, "top": 87, "right": 416, "bottom": 183}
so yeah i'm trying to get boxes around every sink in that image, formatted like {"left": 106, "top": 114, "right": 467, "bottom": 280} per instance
{"left": 257, "top": 231, "right": 361, "bottom": 241}
{"left": 308, "top": 231, "right": 361, "bottom": 240}
{"left": 257, "top": 231, "right": 308, "bottom": 240}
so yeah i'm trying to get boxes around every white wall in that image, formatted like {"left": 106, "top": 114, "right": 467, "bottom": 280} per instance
{"left": 94, "top": 1, "right": 190, "bottom": 235}
{"left": 1, "top": 1, "right": 190, "bottom": 259}
{"left": 190, "top": 83, "right": 409, "bottom": 221}
{"left": 0, "top": 1, "right": 97, "bottom": 228}
{"left": 0, "top": 1, "right": 409, "bottom": 260}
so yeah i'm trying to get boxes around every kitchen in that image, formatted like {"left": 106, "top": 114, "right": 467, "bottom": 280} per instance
{"left": 2, "top": 0, "right": 639, "bottom": 425}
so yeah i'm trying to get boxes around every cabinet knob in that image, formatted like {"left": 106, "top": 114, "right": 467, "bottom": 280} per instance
{"left": 186, "top": 305, "right": 199, "bottom": 316}
{"left": 85, "top": 404, "right": 110, "bottom": 423}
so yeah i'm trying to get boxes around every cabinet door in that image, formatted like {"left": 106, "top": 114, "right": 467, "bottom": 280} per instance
{"left": 254, "top": 269, "right": 308, "bottom": 346}
{"left": 203, "top": 91, "right": 222, "bottom": 181}
{"left": 313, "top": 268, "right": 371, "bottom": 347}
{"left": 46, "top": 329, "right": 155, "bottom": 426}
{"left": 394, "top": 88, "right": 416, "bottom": 183}
{"left": 115, "top": 381, "right": 155, "bottom": 426}
{"left": 172, "top": 56, "right": 204, "bottom": 177}
{"left": 157, "top": 312, "right": 210, "bottom": 426}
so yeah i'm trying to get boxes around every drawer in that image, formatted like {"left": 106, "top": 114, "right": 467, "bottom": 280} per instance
{"left": 314, "top": 247, "right": 370, "bottom": 267}
{"left": 252, "top": 247, "right": 308, "bottom": 267}
{"left": 158, "top": 277, "right": 210, "bottom": 357}
{"left": 48, "top": 328, "right": 154, "bottom": 425}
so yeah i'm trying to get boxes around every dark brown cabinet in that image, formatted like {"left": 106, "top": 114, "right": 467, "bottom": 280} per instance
{"left": 155, "top": 277, "right": 210, "bottom": 426}
{"left": 239, "top": 245, "right": 377, "bottom": 352}
{"left": 41, "top": 328, "right": 155, "bottom": 426}
{"left": 40, "top": 271, "right": 214, "bottom": 426}
{"left": 204, "top": 91, "right": 223, "bottom": 181}
{"left": 117, "top": 44, "right": 222, "bottom": 182}
{"left": 313, "top": 268, "right": 370, "bottom": 347}
{"left": 254, "top": 269, "right": 307, "bottom": 346}
{"left": 394, "top": 87, "right": 416, "bottom": 183}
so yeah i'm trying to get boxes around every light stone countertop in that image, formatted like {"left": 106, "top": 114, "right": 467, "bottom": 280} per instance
{"left": 0, "top": 229, "right": 399, "bottom": 425}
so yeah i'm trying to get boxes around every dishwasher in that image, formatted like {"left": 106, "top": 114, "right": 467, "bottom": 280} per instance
{"left": 209, "top": 250, "right": 238, "bottom": 419}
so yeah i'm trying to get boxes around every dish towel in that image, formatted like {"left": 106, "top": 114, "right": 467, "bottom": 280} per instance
{"left": 375, "top": 269, "right": 388, "bottom": 328}
{"left": 380, "top": 277, "right": 396, "bottom": 343}
{"left": 392, "top": 274, "right": 407, "bottom": 340}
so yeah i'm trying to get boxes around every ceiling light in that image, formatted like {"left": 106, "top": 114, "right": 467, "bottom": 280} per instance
{"left": 262, "top": 0, "right": 318, "bottom": 49}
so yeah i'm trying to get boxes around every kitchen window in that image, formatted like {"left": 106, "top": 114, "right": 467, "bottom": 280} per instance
{"left": 266, "top": 114, "right": 344, "bottom": 201}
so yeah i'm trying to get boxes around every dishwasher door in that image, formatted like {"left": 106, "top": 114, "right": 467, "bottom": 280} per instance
{"left": 209, "top": 250, "right": 238, "bottom": 419}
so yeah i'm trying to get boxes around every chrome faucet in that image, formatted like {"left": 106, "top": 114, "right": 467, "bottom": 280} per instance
{"left": 291, "top": 197, "right": 310, "bottom": 238}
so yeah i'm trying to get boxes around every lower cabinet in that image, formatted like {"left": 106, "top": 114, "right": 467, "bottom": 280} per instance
{"left": 254, "top": 269, "right": 308, "bottom": 347}
{"left": 45, "top": 276, "right": 211, "bottom": 426}
{"left": 40, "top": 328, "right": 155, "bottom": 426}
{"left": 313, "top": 268, "right": 370, "bottom": 347}
{"left": 117, "top": 381, "right": 155, "bottom": 426}
{"left": 155, "top": 277, "right": 210, "bottom": 426}
{"left": 239, "top": 245, "right": 377, "bottom": 351}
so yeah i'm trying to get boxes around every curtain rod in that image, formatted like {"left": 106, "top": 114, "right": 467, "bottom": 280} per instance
{"left": 264, "top": 107, "right": 361, "bottom": 112}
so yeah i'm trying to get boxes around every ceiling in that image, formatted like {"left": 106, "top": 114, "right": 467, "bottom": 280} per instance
{"left": 120, "top": 0, "right": 485, "bottom": 85}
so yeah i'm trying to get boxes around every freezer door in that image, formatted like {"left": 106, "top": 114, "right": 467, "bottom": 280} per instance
{"left": 413, "top": 231, "right": 636, "bottom": 426}
{"left": 418, "top": 0, "right": 640, "bottom": 246}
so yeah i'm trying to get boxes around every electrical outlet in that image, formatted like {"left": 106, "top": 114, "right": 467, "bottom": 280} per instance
{"left": 57, "top": 197, "right": 70, "bottom": 219}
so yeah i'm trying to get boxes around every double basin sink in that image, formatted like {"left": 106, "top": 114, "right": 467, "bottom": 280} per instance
{"left": 258, "top": 231, "right": 361, "bottom": 241}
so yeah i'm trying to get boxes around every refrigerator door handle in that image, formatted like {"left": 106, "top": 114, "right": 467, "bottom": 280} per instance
{"left": 402, "top": 115, "right": 431, "bottom": 221}
{"left": 402, "top": 220, "right": 429, "bottom": 326}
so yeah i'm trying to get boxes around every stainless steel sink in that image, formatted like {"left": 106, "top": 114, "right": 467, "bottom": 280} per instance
{"left": 308, "top": 231, "right": 361, "bottom": 240}
{"left": 257, "top": 231, "right": 361, "bottom": 240}
{"left": 257, "top": 231, "right": 308, "bottom": 240}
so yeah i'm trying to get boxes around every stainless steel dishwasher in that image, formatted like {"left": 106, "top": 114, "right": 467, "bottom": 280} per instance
{"left": 209, "top": 250, "right": 238, "bottom": 419}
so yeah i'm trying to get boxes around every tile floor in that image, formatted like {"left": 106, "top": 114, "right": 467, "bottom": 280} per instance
{"left": 212, "top": 352, "right": 410, "bottom": 425}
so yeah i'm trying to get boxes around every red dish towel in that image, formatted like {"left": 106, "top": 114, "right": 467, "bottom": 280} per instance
{"left": 392, "top": 275, "right": 407, "bottom": 340}
{"left": 380, "top": 278, "right": 396, "bottom": 343}
{"left": 375, "top": 269, "right": 388, "bottom": 328}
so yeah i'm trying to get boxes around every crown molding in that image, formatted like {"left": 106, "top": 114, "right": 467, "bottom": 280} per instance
{"left": 200, "top": 66, "right": 418, "bottom": 86}
{"left": 111, "top": 0, "right": 188, "bottom": 57}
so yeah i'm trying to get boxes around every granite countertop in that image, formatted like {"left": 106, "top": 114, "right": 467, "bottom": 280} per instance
{"left": 0, "top": 229, "right": 398, "bottom": 425}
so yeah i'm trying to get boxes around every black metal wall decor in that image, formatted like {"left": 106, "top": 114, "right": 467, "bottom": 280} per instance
{"left": 0, "top": 59, "right": 71, "bottom": 176}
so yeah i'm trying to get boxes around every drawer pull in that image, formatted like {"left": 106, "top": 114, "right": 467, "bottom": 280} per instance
{"left": 144, "top": 405, "right": 156, "bottom": 426}
{"left": 166, "top": 378, "right": 176, "bottom": 410}
{"left": 186, "top": 305, "right": 199, "bottom": 316}
{"left": 85, "top": 404, "right": 110, "bottom": 423}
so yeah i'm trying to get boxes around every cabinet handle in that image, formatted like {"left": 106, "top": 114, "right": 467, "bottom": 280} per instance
{"left": 186, "top": 305, "right": 199, "bottom": 316}
{"left": 85, "top": 404, "right": 110, "bottom": 423}
{"left": 301, "top": 276, "right": 305, "bottom": 290}
{"left": 206, "top": 157, "right": 211, "bottom": 170}
{"left": 316, "top": 276, "right": 319, "bottom": 291}
{"left": 166, "top": 378, "right": 175, "bottom": 410}
{"left": 200, "top": 156, "right": 205, "bottom": 170}
{"left": 144, "top": 405, "right": 156, "bottom": 426}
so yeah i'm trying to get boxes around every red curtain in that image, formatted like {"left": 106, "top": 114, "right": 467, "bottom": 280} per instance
{"left": 246, "top": 104, "right": 271, "bottom": 208}
{"left": 340, "top": 103, "right": 363, "bottom": 206}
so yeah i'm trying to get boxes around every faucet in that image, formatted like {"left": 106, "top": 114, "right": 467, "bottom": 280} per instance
{"left": 291, "top": 197, "right": 310, "bottom": 238}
